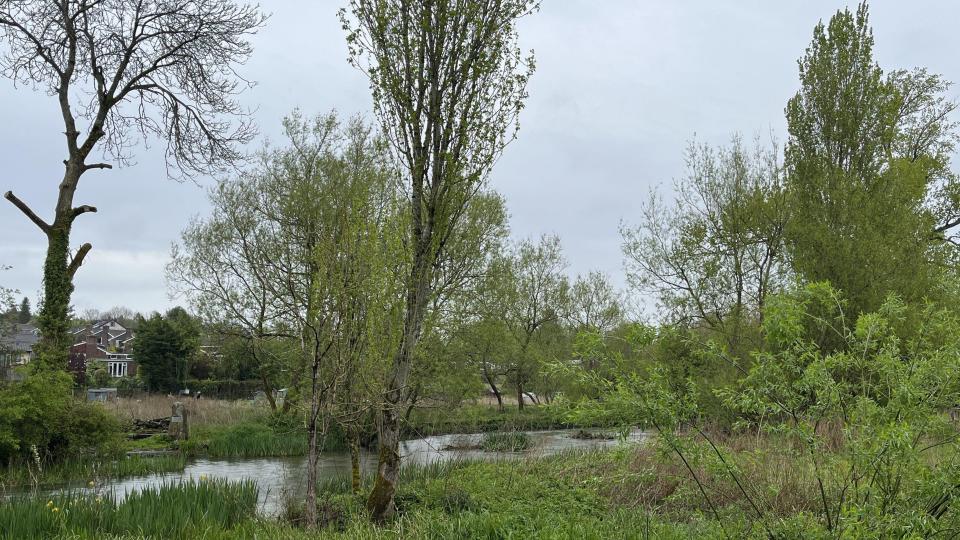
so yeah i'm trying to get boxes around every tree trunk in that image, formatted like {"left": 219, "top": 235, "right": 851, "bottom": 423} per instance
{"left": 34, "top": 225, "right": 74, "bottom": 371}
{"left": 367, "top": 251, "right": 432, "bottom": 523}
{"left": 33, "top": 163, "right": 88, "bottom": 372}
{"left": 304, "top": 362, "right": 321, "bottom": 528}
{"left": 350, "top": 429, "right": 362, "bottom": 494}
{"left": 482, "top": 366, "right": 503, "bottom": 412}
{"left": 517, "top": 381, "right": 525, "bottom": 411}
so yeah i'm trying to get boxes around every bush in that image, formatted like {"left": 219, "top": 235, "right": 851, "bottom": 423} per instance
{"left": 0, "top": 371, "right": 122, "bottom": 464}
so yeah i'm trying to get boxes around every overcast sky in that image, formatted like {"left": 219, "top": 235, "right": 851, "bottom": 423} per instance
{"left": 1, "top": 1, "right": 958, "bottom": 316}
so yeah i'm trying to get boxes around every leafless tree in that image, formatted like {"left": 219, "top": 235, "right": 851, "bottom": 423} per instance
{"left": 0, "top": 0, "right": 265, "bottom": 368}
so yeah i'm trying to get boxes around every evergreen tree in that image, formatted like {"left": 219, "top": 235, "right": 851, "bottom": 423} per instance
{"left": 136, "top": 313, "right": 188, "bottom": 393}
{"left": 17, "top": 297, "right": 30, "bottom": 324}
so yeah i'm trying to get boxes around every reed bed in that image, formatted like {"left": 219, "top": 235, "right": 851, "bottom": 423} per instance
{"left": 0, "top": 478, "right": 258, "bottom": 539}
{"left": 106, "top": 395, "right": 264, "bottom": 428}
{"left": 479, "top": 431, "right": 533, "bottom": 452}
{"left": 0, "top": 455, "right": 186, "bottom": 492}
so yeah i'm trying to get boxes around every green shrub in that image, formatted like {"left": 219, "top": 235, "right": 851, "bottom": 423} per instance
{"left": 0, "top": 371, "right": 121, "bottom": 463}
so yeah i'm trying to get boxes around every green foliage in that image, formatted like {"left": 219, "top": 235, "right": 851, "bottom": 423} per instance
{"left": 715, "top": 283, "right": 960, "bottom": 535}
{"left": 0, "top": 478, "right": 257, "bottom": 539}
{"left": 0, "top": 455, "right": 185, "bottom": 490}
{"left": 479, "top": 431, "right": 532, "bottom": 452}
{"left": 0, "top": 371, "right": 121, "bottom": 463}
{"left": 785, "top": 1, "right": 959, "bottom": 316}
{"left": 621, "top": 136, "right": 787, "bottom": 354}
{"left": 136, "top": 311, "right": 193, "bottom": 393}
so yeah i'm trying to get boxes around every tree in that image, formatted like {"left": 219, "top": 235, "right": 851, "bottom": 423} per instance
{"left": 622, "top": 137, "right": 788, "bottom": 354}
{"left": 785, "top": 2, "right": 959, "bottom": 316}
{"left": 0, "top": 0, "right": 264, "bottom": 371}
{"left": 164, "top": 307, "right": 200, "bottom": 387}
{"left": 501, "top": 235, "right": 569, "bottom": 410}
{"left": 17, "top": 297, "right": 30, "bottom": 324}
{"left": 171, "top": 111, "right": 402, "bottom": 527}
{"left": 136, "top": 313, "right": 188, "bottom": 393}
{"left": 341, "top": 0, "right": 538, "bottom": 521}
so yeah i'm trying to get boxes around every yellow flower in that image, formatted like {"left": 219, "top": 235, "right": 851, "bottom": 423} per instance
{"left": 199, "top": 474, "right": 208, "bottom": 481}
{"left": 46, "top": 500, "right": 53, "bottom": 508}
{"left": 88, "top": 481, "right": 95, "bottom": 487}
{"left": 52, "top": 507, "right": 59, "bottom": 513}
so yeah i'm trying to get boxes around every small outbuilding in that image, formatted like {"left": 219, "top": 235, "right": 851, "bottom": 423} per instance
{"left": 87, "top": 387, "right": 118, "bottom": 402}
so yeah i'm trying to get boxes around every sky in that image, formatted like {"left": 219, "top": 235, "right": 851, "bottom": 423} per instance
{"left": 1, "top": 1, "right": 958, "bottom": 316}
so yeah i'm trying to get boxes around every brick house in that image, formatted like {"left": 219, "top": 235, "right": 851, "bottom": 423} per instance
{"left": 70, "top": 319, "right": 137, "bottom": 378}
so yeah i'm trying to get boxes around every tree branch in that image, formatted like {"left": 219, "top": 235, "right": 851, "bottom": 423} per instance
{"left": 71, "top": 205, "right": 98, "bottom": 219}
{"left": 83, "top": 162, "right": 113, "bottom": 171}
{"left": 4, "top": 191, "right": 51, "bottom": 233}
{"left": 67, "top": 243, "right": 93, "bottom": 279}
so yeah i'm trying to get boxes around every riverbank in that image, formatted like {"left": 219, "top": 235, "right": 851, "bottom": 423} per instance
{"left": 0, "top": 401, "right": 593, "bottom": 491}
{"left": 2, "top": 431, "right": 843, "bottom": 539}
{"left": 3, "top": 440, "right": 721, "bottom": 539}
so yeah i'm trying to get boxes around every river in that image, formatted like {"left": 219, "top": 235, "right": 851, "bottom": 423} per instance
{"left": 26, "top": 428, "right": 648, "bottom": 516}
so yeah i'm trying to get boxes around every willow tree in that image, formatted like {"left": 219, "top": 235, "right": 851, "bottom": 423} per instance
{"left": 341, "top": 0, "right": 537, "bottom": 520}
{"left": 0, "top": 0, "right": 264, "bottom": 369}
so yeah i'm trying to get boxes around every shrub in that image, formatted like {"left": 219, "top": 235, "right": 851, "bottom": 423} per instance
{"left": 0, "top": 371, "right": 121, "bottom": 463}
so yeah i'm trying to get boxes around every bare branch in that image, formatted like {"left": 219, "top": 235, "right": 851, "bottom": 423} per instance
{"left": 67, "top": 242, "right": 93, "bottom": 279}
{"left": 4, "top": 190, "right": 51, "bottom": 233}
{"left": 71, "top": 205, "right": 98, "bottom": 219}
{"left": 83, "top": 162, "right": 113, "bottom": 171}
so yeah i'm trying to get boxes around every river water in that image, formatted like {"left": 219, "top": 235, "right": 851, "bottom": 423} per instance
{"left": 27, "top": 428, "right": 647, "bottom": 516}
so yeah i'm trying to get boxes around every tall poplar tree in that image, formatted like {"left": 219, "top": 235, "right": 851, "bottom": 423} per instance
{"left": 341, "top": 0, "right": 538, "bottom": 521}
{"left": 785, "top": 2, "right": 959, "bottom": 315}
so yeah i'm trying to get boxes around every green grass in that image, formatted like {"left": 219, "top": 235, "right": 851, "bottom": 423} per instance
{"left": 0, "top": 455, "right": 186, "bottom": 491}
{"left": 0, "top": 478, "right": 257, "bottom": 540}
{"left": 403, "top": 404, "right": 588, "bottom": 438}
{"left": 479, "top": 431, "right": 533, "bottom": 452}
{"left": 0, "top": 436, "right": 839, "bottom": 539}
{"left": 182, "top": 422, "right": 309, "bottom": 458}
{"left": 123, "top": 434, "right": 174, "bottom": 452}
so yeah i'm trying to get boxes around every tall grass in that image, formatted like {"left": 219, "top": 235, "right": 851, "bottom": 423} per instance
{"left": 107, "top": 395, "right": 263, "bottom": 428}
{"left": 479, "top": 431, "right": 533, "bottom": 452}
{"left": 0, "top": 455, "right": 186, "bottom": 491}
{"left": 0, "top": 478, "right": 258, "bottom": 539}
{"left": 404, "top": 404, "right": 578, "bottom": 437}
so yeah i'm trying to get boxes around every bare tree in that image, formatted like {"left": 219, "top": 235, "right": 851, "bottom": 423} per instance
{"left": 0, "top": 0, "right": 264, "bottom": 369}
{"left": 341, "top": 0, "right": 538, "bottom": 521}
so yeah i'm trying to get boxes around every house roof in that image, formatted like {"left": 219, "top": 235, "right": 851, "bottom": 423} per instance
{"left": 0, "top": 323, "right": 40, "bottom": 353}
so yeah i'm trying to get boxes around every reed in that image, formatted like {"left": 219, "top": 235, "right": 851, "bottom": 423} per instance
{"left": 0, "top": 455, "right": 186, "bottom": 492}
{"left": 0, "top": 478, "right": 258, "bottom": 539}
{"left": 479, "top": 431, "right": 533, "bottom": 452}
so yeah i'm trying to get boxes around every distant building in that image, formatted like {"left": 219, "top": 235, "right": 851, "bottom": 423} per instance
{"left": 70, "top": 319, "right": 137, "bottom": 378}
{"left": 0, "top": 323, "right": 39, "bottom": 380}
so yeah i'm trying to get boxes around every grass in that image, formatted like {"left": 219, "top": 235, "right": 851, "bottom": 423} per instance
{"left": 479, "top": 431, "right": 533, "bottom": 452}
{"left": 0, "top": 455, "right": 186, "bottom": 492}
{"left": 0, "top": 432, "right": 858, "bottom": 538}
{"left": 403, "top": 403, "right": 587, "bottom": 438}
{"left": 0, "top": 478, "right": 257, "bottom": 540}
{"left": 107, "top": 395, "right": 264, "bottom": 429}
{"left": 181, "top": 421, "right": 312, "bottom": 458}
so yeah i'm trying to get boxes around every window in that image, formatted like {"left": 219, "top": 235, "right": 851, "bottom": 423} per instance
{"left": 107, "top": 362, "right": 127, "bottom": 378}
